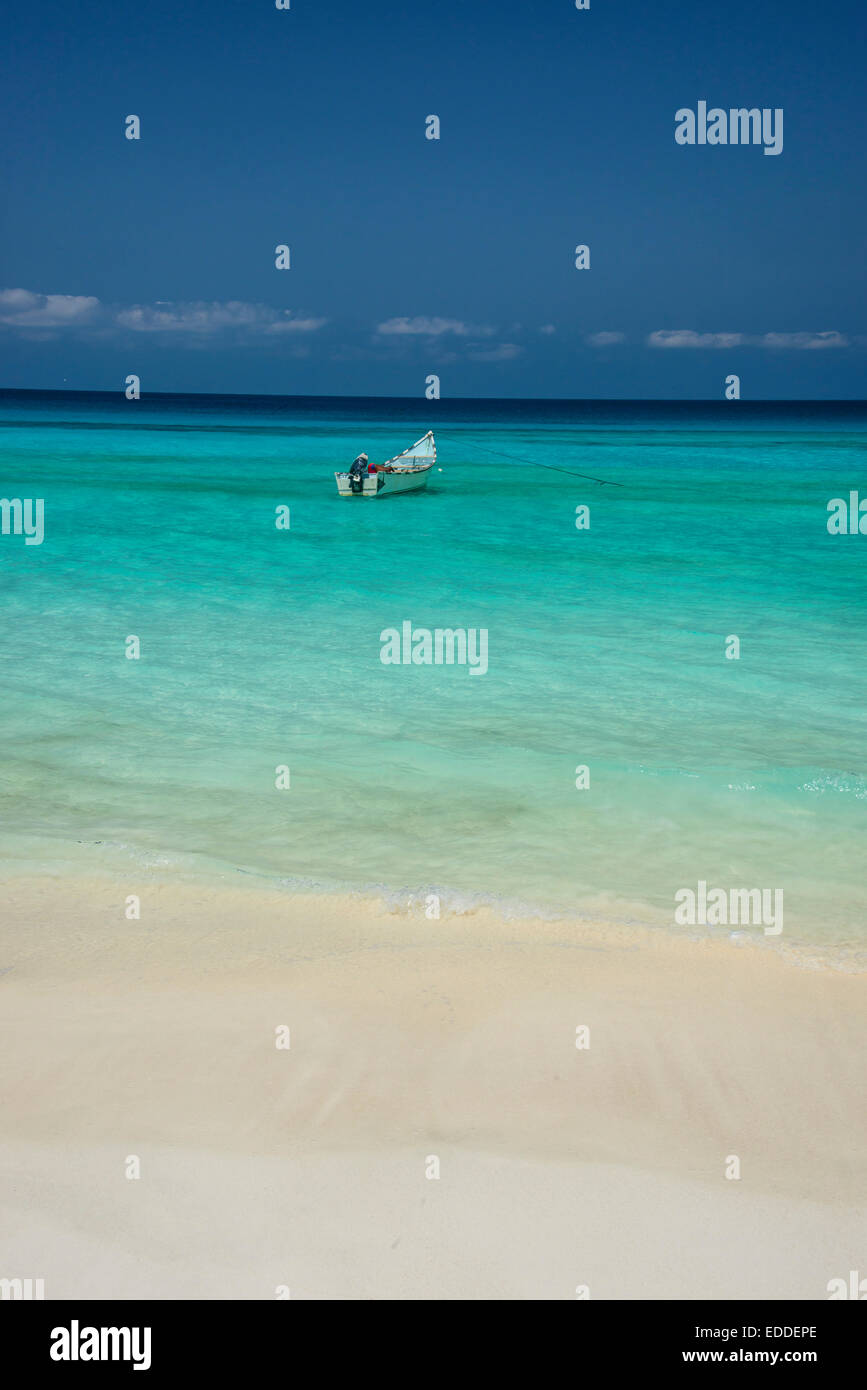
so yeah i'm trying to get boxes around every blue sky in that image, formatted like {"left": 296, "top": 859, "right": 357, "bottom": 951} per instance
{"left": 1, "top": 0, "right": 864, "bottom": 398}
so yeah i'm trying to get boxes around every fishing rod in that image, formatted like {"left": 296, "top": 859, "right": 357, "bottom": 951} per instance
{"left": 436, "top": 430, "right": 625, "bottom": 487}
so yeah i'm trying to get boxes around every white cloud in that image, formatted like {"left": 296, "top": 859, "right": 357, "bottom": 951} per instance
{"left": 0, "top": 288, "right": 327, "bottom": 342}
{"left": 758, "top": 331, "right": 849, "bottom": 350}
{"left": 586, "top": 331, "right": 625, "bottom": 346}
{"left": 376, "top": 316, "right": 495, "bottom": 338}
{"left": 115, "top": 301, "right": 326, "bottom": 335}
{"left": 648, "top": 328, "right": 849, "bottom": 351}
{"left": 539, "top": 324, "right": 556, "bottom": 335}
{"left": 265, "top": 316, "right": 327, "bottom": 335}
{"left": 467, "top": 342, "right": 523, "bottom": 361}
{"left": 648, "top": 330, "right": 744, "bottom": 349}
{"left": 0, "top": 288, "right": 100, "bottom": 329}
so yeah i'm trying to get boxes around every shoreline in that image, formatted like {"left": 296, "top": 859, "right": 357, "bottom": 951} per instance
{"left": 2, "top": 853, "right": 863, "bottom": 974}
{"left": 1, "top": 872, "right": 864, "bottom": 1298}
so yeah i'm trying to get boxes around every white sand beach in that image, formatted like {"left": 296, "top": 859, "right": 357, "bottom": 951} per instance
{"left": 1, "top": 875, "right": 864, "bottom": 1300}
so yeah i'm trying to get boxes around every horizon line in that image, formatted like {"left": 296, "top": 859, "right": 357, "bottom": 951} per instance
{"left": 1, "top": 387, "right": 866, "bottom": 406}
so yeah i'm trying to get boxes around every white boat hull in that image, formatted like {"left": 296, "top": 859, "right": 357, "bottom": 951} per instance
{"left": 335, "top": 463, "right": 433, "bottom": 497}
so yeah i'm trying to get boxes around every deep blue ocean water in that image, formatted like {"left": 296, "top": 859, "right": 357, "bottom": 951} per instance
{"left": 1, "top": 391, "right": 865, "bottom": 952}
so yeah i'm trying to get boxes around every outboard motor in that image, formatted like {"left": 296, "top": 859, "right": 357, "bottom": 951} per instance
{"left": 348, "top": 455, "right": 367, "bottom": 493}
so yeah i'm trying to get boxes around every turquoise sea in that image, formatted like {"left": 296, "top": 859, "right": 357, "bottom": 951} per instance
{"left": 1, "top": 392, "right": 865, "bottom": 955}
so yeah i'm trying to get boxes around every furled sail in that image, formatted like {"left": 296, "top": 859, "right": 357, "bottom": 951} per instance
{"left": 382, "top": 432, "right": 436, "bottom": 468}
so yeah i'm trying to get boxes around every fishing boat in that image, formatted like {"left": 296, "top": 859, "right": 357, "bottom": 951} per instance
{"left": 335, "top": 431, "right": 436, "bottom": 497}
